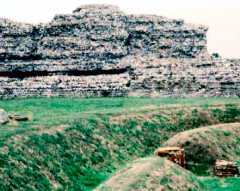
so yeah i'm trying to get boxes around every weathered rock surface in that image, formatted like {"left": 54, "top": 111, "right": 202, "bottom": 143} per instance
{"left": 128, "top": 55, "right": 240, "bottom": 97}
{"left": 0, "top": 108, "right": 8, "bottom": 124}
{"left": 0, "top": 74, "right": 130, "bottom": 98}
{"left": 0, "top": 4, "right": 239, "bottom": 98}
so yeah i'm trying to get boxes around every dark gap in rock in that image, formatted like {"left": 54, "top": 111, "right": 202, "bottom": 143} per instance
{"left": 220, "top": 81, "right": 235, "bottom": 86}
{"left": 0, "top": 68, "right": 128, "bottom": 79}
{"left": 101, "top": 90, "right": 111, "bottom": 97}
{"left": 0, "top": 54, "right": 42, "bottom": 62}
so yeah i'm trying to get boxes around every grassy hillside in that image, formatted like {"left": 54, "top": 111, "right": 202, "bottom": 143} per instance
{"left": 164, "top": 123, "right": 240, "bottom": 175}
{"left": 96, "top": 157, "right": 206, "bottom": 191}
{"left": 0, "top": 97, "right": 240, "bottom": 190}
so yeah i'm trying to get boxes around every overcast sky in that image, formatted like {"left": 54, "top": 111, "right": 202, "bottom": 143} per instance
{"left": 0, "top": 0, "right": 239, "bottom": 58}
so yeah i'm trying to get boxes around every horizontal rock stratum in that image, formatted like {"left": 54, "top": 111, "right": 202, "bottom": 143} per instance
{"left": 0, "top": 4, "right": 239, "bottom": 98}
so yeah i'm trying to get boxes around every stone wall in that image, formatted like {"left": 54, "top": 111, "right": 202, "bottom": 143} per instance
{"left": 128, "top": 55, "right": 240, "bottom": 97}
{"left": 0, "top": 74, "right": 130, "bottom": 98}
{"left": 0, "top": 4, "right": 239, "bottom": 98}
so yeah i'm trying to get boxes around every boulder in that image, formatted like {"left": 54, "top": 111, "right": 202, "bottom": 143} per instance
{"left": 0, "top": 109, "right": 8, "bottom": 124}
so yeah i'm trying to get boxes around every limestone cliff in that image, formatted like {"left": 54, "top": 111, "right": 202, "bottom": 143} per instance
{"left": 0, "top": 4, "right": 239, "bottom": 98}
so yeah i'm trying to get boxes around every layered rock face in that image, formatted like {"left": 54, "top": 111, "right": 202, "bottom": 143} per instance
{"left": 0, "top": 4, "right": 239, "bottom": 98}
{"left": 129, "top": 55, "right": 240, "bottom": 97}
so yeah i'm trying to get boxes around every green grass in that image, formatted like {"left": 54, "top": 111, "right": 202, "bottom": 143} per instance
{"left": 0, "top": 97, "right": 239, "bottom": 190}
{"left": 201, "top": 177, "right": 240, "bottom": 191}
{"left": 0, "top": 97, "right": 239, "bottom": 126}
{"left": 0, "top": 97, "right": 239, "bottom": 138}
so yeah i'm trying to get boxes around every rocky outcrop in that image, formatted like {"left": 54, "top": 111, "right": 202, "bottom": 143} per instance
{"left": 0, "top": 4, "right": 239, "bottom": 98}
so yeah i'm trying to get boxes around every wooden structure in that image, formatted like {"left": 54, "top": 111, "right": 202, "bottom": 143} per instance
{"left": 155, "top": 147, "right": 186, "bottom": 168}
{"left": 214, "top": 160, "right": 239, "bottom": 177}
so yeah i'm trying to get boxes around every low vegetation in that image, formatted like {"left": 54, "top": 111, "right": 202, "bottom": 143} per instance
{"left": 0, "top": 97, "right": 239, "bottom": 190}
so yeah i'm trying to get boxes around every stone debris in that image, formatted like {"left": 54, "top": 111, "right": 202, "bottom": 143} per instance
{"left": 0, "top": 108, "right": 8, "bottom": 124}
{"left": 155, "top": 147, "right": 186, "bottom": 168}
{"left": 0, "top": 4, "right": 239, "bottom": 98}
{"left": 214, "top": 160, "right": 240, "bottom": 177}
{"left": 9, "top": 114, "right": 30, "bottom": 121}
{"left": 0, "top": 109, "right": 31, "bottom": 124}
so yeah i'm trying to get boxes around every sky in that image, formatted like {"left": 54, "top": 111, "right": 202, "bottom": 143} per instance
{"left": 0, "top": 0, "right": 239, "bottom": 58}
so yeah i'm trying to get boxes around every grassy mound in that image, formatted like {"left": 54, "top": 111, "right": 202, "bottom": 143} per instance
{"left": 164, "top": 123, "right": 240, "bottom": 174}
{"left": 95, "top": 157, "right": 206, "bottom": 191}
{"left": 0, "top": 97, "right": 239, "bottom": 190}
